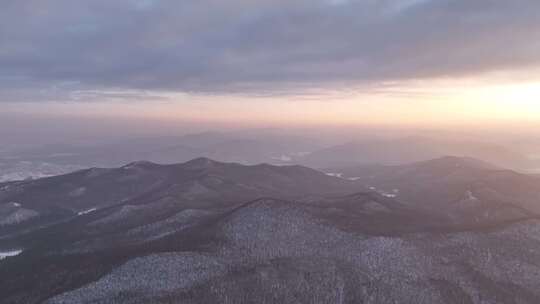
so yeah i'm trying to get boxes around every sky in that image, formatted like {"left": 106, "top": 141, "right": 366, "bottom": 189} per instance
{"left": 1, "top": 0, "right": 540, "bottom": 129}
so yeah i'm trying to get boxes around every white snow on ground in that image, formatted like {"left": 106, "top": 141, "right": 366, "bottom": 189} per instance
{"left": 0, "top": 250, "right": 22, "bottom": 260}
{"left": 0, "top": 161, "right": 84, "bottom": 182}
{"left": 0, "top": 172, "right": 53, "bottom": 182}
{"left": 466, "top": 190, "right": 479, "bottom": 201}
{"left": 366, "top": 186, "right": 398, "bottom": 198}
{"left": 325, "top": 172, "right": 344, "bottom": 178}
{"left": 324, "top": 172, "right": 362, "bottom": 181}
{"left": 78, "top": 208, "right": 97, "bottom": 216}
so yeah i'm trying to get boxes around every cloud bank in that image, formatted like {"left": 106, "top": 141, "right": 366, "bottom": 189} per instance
{"left": 1, "top": 0, "right": 540, "bottom": 101}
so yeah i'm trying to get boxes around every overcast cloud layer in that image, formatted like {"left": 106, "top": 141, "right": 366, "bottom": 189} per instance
{"left": 1, "top": 0, "right": 540, "bottom": 101}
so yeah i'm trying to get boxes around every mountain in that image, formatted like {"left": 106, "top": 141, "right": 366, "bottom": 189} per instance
{"left": 301, "top": 137, "right": 533, "bottom": 170}
{"left": 0, "top": 131, "right": 325, "bottom": 182}
{"left": 2, "top": 197, "right": 540, "bottom": 304}
{"left": 327, "top": 156, "right": 540, "bottom": 225}
{"left": 2, "top": 158, "right": 540, "bottom": 303}
{"left": 0, "top": 158, "right": 361, "bottom": 239}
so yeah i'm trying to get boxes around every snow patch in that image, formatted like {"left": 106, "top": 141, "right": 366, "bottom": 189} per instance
{"left": 466, "top": 190, "right": 478, "bottom": 201}
{"left": 326, "top": 172, "right": 344, "bottom": 178}
{"left": 0, "top": 249, "right": 22, "bottom": 260}
{"left": 0, "top": 161, "right": 83, "bottom": 182}
{"left": 78, "top": 208, "right": 97, "bottom": 216}
{"left": 10, "top": 202, "right": 21, "bottom": 207}
{"left": 367, "top": 186, "right": 398, "bottom": 198}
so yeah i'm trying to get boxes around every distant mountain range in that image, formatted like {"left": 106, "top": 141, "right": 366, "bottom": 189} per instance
{"left": 0, "top": 132, "right": 324, "bottom": 182}
{"left": 2, "top": 157, "right": 540, "bottom": 303}
{"left": 326, "top": 156, "right": 540, "bottom": 225}
{"left": 2, "top": 133, "right": 539, "bottom": 183}
{"left": 301, "top": 137, "right": 534, "bottom": 170}
{"left": 0, "top": 132, "right": 323, "bottom": 167}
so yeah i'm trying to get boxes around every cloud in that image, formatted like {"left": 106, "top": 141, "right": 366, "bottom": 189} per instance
{"left": 1, "top": 0, "right": 540, "bottom": 101}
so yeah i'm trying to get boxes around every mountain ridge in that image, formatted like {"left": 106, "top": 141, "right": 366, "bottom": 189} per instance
{"left": 2, "top": 157, "right": 540, "bottom": 303}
